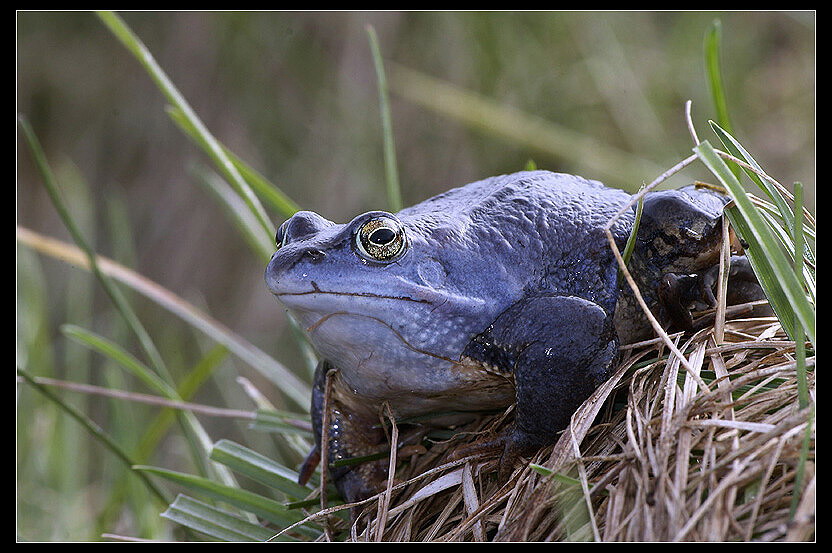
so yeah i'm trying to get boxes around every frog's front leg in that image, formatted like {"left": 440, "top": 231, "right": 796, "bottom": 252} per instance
{"left": 299, "top": 360, "right": 389, "bottom": 504}
{"left": 460, "top": 295, "right": 619, "bottom": 470}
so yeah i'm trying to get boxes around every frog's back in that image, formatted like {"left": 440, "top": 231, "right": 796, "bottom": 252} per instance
{"left": 399, "top": 171, "right": 635, "bottom": 312}
{"left": 400, "top": 170, "right": 631, "bottom": 223}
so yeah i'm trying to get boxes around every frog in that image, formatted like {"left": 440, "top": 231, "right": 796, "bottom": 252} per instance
{"left": 264, "top": 170, "right": 768, "bottom": 504}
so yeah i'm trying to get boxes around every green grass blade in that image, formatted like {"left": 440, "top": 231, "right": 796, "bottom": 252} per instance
{"left": 16, "top": 367, "right": 170, "bottom": 506}
{"left": 192, "top": 166, "right": 276, "bottom": 262}
{"left": 97, "top": 345, "right": 229, "bottom": 534}
{"left": 709, "top": 121, "right": 817, "bottom": 289}
{"left": 18, "top": 115, "right": 171, "bottom": 385}
{"left": 250, "top": 409, "right": 313, "bottom": 436}
{"left": 96, "top": 11, "right": 274, "bottom": 241}
{"left": 134, "top": 345, "right": 230, "bottom": 464}
{"left": 225, "top": 153, "right": 300, "bottom": 219}
{"left": 19, "top": 116, "right": 239, "bottom": 504}
{"left": 162, "top": 494, "right": 285, "bottom": 542}
{"left": 209, "top": 440, "right": 312, "bottom": 500}
{"left": 366, "top": 25, "right": 403, "bottom": 212}
{"left": 694, "top": 141, "right": 814, "bottom": 346}
{"left": 166, "top": 105, "right": 300, "bottom": 220}
{"left": 791, "top": 181, "right": 809, "bottom": 410}
{"left": 620, "top": 188, "right": 644, "bottom": 279}
{"left": 61, "top": 324, "right": 175, "bottom": 397}
{"left": 58, "top": 325, "right": 239, "bottom": 486}
{"left": 135, "top": 466, "right": 318, "bottom": 535}
{"left": 17, "top": 227, "right": 312, "bottom": 408}
{"left": 529, "top": 464, "right": 589, "bottom": 488}
{"left": 709, "top": 120, "right": 796, "bottom": 229}
{"left": 704, "top": 20, "right": 734, "bottom": 137}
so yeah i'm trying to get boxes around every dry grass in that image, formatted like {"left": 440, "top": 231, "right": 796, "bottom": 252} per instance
{"left": 313, "top": 313, "right": 814, "bottom": 542}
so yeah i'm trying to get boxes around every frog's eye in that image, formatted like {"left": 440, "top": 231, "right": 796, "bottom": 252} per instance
{"left": 354, "top": 215, "right": 408, "bottom": 262}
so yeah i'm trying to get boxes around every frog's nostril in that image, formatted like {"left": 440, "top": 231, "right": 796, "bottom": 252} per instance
{"left": 303, "top": 249, "right": 327, "bottom": 263}
{"left": 281, "top": 211, "right": 336, "bottom": 244}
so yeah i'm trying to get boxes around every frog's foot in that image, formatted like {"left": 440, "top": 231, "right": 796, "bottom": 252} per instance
{"left": 703, "top": 255, "right": 773, "bottom": 317}
{"left": 298, "top": 445, "right": 320, "bottom": 486}
{"left": 322, "top": 411, "right": 391, "bottom": 505}
{"left": 298, "top": 438, "right": 389, "bottom": 507}
{"left": 450, "top": 426, "right": 543, "bottom": 480}
{"left": 659, "top": 255, "right": 772, "bottom": 331}
{"left": 657, "top": 272, "right": 701, "bottom": 330}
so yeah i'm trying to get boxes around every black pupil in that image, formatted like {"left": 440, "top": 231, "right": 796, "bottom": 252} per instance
{"left": 369, "top": 227, "right": 396, "bottom": 246}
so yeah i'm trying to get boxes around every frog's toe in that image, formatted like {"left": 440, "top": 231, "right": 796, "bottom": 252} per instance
{"left": 658, "top": 272, "right": 697, "bottom": 330}
{"left": 297, "top": 445, "right": 320, "bottom": 486}
{"left": 335, "top": 459, "right": 390, "bottom": 505}
{"left": 450, "top": 425, "right": 548, "bottom": 480}
{"left": 700, "top": 255, "right": 772, "bottom": 317}
{"left": 449, "top": 434, "right": 505, "bottom": 462}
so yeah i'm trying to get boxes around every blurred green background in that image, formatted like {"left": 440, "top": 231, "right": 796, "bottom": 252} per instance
{"left": 17, "top": 11, "right": 814, "bottom": 541}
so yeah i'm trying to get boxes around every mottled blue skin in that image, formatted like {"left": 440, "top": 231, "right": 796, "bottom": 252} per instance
{"left": 265, "top": 170, "right": 756, "bottom": 502}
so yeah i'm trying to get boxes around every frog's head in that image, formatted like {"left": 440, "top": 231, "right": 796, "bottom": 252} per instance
{"left": 265, "top": 208, "right": 510, "bottom": 398}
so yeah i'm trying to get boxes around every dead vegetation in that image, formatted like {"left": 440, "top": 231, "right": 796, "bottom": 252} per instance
{"left": 307, "top": 313, "right": 814, "bottom": 542}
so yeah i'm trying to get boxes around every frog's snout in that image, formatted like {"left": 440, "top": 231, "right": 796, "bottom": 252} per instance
{"left": 267, "top": 211, "right": 336, "bottom": 293}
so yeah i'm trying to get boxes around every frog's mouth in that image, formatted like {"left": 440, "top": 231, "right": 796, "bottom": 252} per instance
{"left": 276, "top": 280, "right": 433, "bottom": 306}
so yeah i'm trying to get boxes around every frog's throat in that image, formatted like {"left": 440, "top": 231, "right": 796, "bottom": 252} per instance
{"left": 303, "top": 310, "right": 458, "bottom": 366}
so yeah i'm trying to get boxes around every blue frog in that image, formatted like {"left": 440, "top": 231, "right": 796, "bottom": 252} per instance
{"left": 265, "top": 170, "right": 767, "bottom": 503}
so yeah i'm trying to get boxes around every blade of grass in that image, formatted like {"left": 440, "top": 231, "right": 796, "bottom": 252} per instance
{"left": 250, "top": 409, "right": 312, "bottom": 435}
{"left": 366, "top": 25, "right": 402, "bottom": 212}
{"left": 96, "top": 11, "right": 274, "bottom": 241}
{"left": 91, "top": 343, "right": 231, "bottom": 540}
{"left": 59, "top": 324, "right": 239, "bottom": 486}
{"left": 135, "top": 465, "right": 319, "bottom": 536}
{"left": 388, "top": 64, "right": 666, "bottom": 191}
{"left": 529, "top": 464, "right": 600, "bottom": 491}
{"left": 20, "top": 115, "right": 227, "bottom": 517}
{"left": 694, "top": 141, "right": 814, "bottom": 347}
{"left": 704, "top": 19, "right": 733, "bottom": 136}
{"left": 17, "top": 375, "right": 256, "bottom": 421}
{"left": 18, "top": 115, "right": 171, "bottom": 385}
{"left": 788, "top": 179, "right": 811, "bottom": 521}
{"left": 16, "top": 367, "right": 170, "bottom": 506}
{"left": 166, "top": 105, "right": 300, "bottom": 220}
{"left": 709, "top": 121, "right": 794, "bottom": 228}
{"left": 192, "top": 166, "right": 276, "bottom": 262}
{"left": 61, "top": 324, "right": 175, "bottom": 398}
{"left": 619, "top": 186, "right": 644, "bottom": 283}
{"left": 17, "top": 226, "right": 311, "bottom": 408}
{"left": 709, "top": 121, "right": 816, "bottom": 286}
{"left": 209, "top": 440, "right": 312, "bottom": 500}
{"left": 162, "top": 494, "right": 285, "bottom": 542}
{"left": 791, "top": 181, "right": 809, "bottom": 410}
